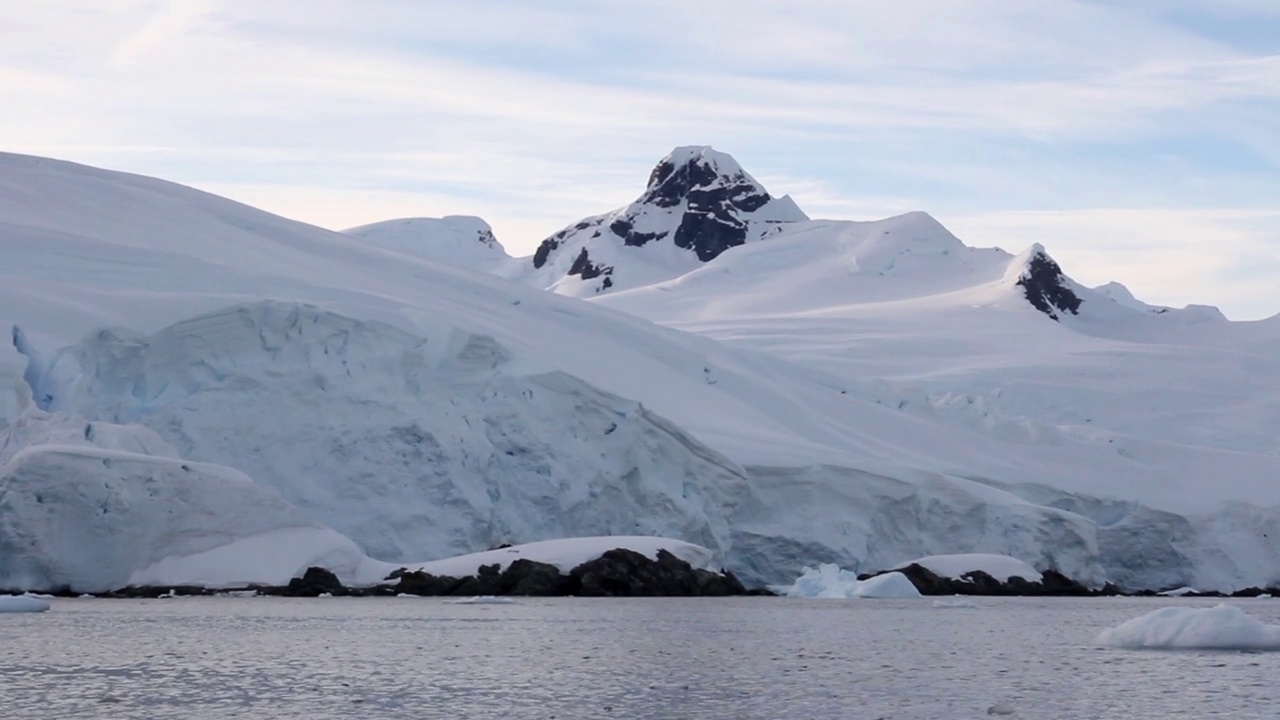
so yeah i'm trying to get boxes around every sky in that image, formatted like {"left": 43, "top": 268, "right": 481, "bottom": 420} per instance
{"left": 3, "top": 1, "right": 1278, "bottom": 319}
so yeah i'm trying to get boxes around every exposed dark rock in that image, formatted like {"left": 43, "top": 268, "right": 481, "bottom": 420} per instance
{"left": 1037, "top": 569, "right": 1095, "bottom": 596}
{"left": 528, "top": 148, "right": 804, "bottom": 286}
{"left": 450, "top": 563, "right": 502, "bottom": 596}
{"left": 1231, "top": 586, "right": 1280, "bottom": 597}
{"left": 58, "top": 563, "right": 1260, "bottom": 599}
{"left": 567, "top": 247, "right": 612, "bottom": 281}
{"left": 391, "top": 569, "right": 465, "bottom": 596}
{"left": 498, "top": 559, "right": 573, "bottom": 596}
{"left": 97, "top": 585, "right": 217, "bottom": 599}
{"left": 1017, "top": 253, "right": 1082, "bottom": 321}
{"left": 609, "top": 218, "right": 667, "bottom": 247}
{"left": 532, "top": 237, "right": 559, "bottom": 269}
{"left": 569, "top": 548, "right": 745, "bottom": 597}
{"left": 278, "top": 566, "right": 345, "bottom": 597}
{"left": 673, "top": 211, "right": 748, "bottom": 262}
{"left": 860, "top": 563, "right": 1097, "bottom": 596}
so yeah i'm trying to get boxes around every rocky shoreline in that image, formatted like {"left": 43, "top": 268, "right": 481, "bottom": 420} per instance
{"left": 861, "top": 563, "right": 1280, "bottom": 598}
{"left": 12, "top": 551, "right": 1278, "bottom": 600}
{"left": 34, "top": 548, "right": 766, "bottom": 599}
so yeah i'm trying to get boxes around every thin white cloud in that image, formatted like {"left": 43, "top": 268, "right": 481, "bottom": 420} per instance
{"left": 113, "top": 0, "right": 222, "bottom": 65}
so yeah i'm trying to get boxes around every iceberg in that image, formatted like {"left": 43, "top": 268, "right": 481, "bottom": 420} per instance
{"left": 1096, "top": 604, "right": 1280, "bottom": 651}
{"left": 785, "top": 564, "right": 922, "bottom": 599}
{"left": 0, "top": 595, "right": 50, "bottom": 613}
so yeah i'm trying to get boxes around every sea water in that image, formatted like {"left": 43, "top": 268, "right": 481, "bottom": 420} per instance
{"left": 0, "top": 596, "right": 1276, "bottom": 719}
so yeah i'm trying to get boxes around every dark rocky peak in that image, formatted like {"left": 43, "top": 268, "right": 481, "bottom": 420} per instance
{"left": 567, "top": 247, "right": 613, "bottom": 289}
{"left": 639, "top": 146, "right": 771, "bottom": 212}
{"left": 1012, "top": 244, "right": 1082, "bottom": 321}
{"left": 527, "top": 146, "right": 808, "bottom": 291}
{"left": 628, "top": 146, "right": 807, "bottom": 262}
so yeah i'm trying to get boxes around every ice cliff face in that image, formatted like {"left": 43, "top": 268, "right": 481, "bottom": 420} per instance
{"left": 525, "top": 146, "right": 808, "bottom": 295}
{"left": 4, "top": 300, "right": 1118, "bottom": 589}
{"left": 20, "top": 301, "right": 750, "bottom": 566}
{"left": 0, "top": 395, "right": 371, "bottom": 593}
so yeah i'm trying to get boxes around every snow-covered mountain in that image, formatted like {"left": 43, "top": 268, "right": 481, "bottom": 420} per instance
{"left": 508, "top": 148, "right": 1279, "bottom": 591}
{"left": 1, "top": 150, "right": 1277, "bottom": 593}
{"left": 520, "top": 146, "right": 808, "bottom": 296}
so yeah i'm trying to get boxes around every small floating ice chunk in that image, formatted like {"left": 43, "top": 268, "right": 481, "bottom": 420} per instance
{"left": 987, "top": 701, "right": 1016, "bottom": 715}
{"left": 450, "top": 595, "right": 516, "bottom": 605}
{"left": 0, "top": 595, "right": 51, "bottom": 613}
{"left": 1096, "top": 604, "right": 1280, "bottom": 650}
{"left": 932, "top": 598, "right": 977, "bottom": 609}
{"left": 1157, "top": 586, "right": 1199, "bottom": 597}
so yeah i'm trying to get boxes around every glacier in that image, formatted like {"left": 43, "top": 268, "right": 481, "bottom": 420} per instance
{"left": 0, "top": 389, "right": 375, "bottom": 593}
{"left": 1, "top": 148, "right": 1278, "bottom": 593}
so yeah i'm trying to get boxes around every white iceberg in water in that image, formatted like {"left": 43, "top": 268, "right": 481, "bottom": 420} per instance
{"left": 1097, "top": 604, "right": 1280, "bottom": 651}
{"left": 786, "top": 564, "right": 921, "bottom": 599}
{"left": 0, "top": 595, "right": 50, "bottom": 613}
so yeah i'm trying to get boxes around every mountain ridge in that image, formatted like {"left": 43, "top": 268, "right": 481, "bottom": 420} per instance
{"left": 0, "top": 149, "right": 1277, "bottom": 593}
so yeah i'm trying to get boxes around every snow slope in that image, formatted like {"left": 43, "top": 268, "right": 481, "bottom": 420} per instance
{"left": 2, "top": 150, "right": 1277, "bottom": 591}
{"left": 343, "top": 216, "right": 518, "bottom": 276}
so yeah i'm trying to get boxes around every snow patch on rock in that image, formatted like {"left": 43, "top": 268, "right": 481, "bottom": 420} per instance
{"left": 400, "top": 535, "right": 717, "bottom": 579}
{"left": 895, "top": 553, "right": 1043, "bottom": 583}
{"left": 343, "top": 216, "right": 517, "bottom": 275}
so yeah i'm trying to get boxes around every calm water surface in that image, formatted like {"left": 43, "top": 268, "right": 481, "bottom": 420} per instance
{"left": 0, "top": 596, "right": 1276, "bottom": 719}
